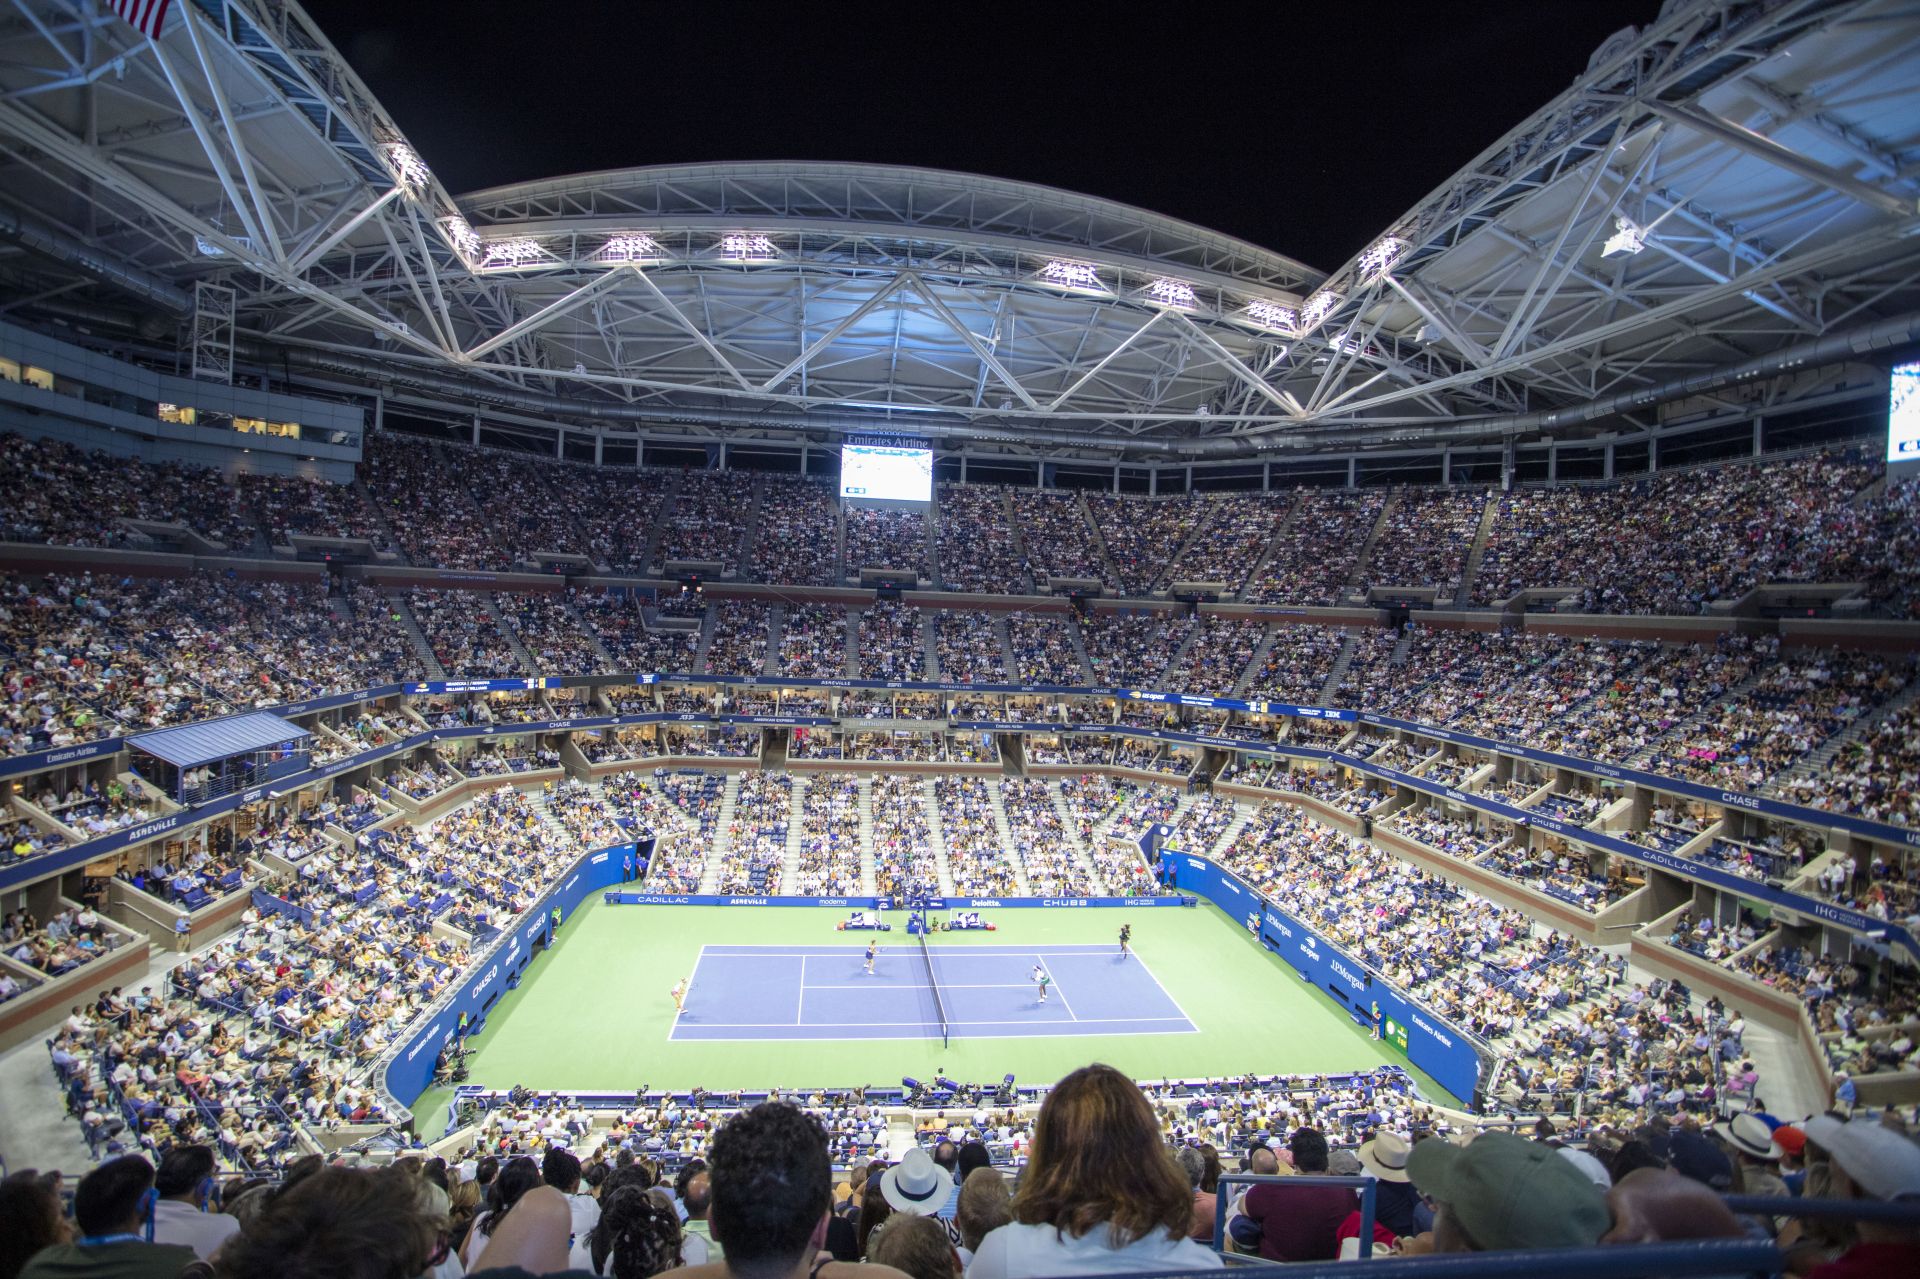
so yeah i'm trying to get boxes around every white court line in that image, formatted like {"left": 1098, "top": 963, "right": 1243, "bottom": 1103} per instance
{"left": 1047, "top": 946, "right": 1198, "bottom": 1027}
{"left": 796, "top": 954, "right": 806, "bottom": 1026}
{"left": 1035, "top": 955, "right": 1077, "bottom": 1021}
{"left": 802, "top": 982, "right": 1035, "bottom": 990}
{"left": 675, "top": 1016, "right": 1195, "bottom": 1028}
{"left": 669, "top": 946, "right": 710, "bottom": 1038}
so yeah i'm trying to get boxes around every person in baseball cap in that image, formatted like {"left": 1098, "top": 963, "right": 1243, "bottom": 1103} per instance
{"left": 1803, "top": 1116, "right": 1920, "bottom": 1279}
{"left": 1407, "top": 1131, "right": 1611, "bottom": 1253}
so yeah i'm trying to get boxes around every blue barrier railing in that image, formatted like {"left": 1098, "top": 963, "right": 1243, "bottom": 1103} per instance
{"left": 5, "top": 667, "right": 1915, "bottom": 961}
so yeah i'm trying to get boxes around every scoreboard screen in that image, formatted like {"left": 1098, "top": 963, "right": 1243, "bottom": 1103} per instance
{"left": 1890, "top": 360, "right": 1920, "bottom": 463}
{"left": 841, "top": 444, "right": 933, "bottom": 502}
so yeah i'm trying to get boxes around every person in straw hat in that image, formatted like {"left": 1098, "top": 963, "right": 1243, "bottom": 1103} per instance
{"left": 1355, "top": 1130, "right": 1427, "bottom": 1238}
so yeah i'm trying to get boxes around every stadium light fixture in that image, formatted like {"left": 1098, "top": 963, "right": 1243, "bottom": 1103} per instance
{"left": 440, "top": 215, "right": 482, "bottom": 262}
{"left": 381, "top": 142, "right": 432, "bottom": 191}
{"left": 1036, "top": 259, "right": 1104, "bottom": 292}
{"left": 1300, "top": 290, "right": 1343, "bottom": 330}
{"left": 1144, "top": 277, "right": 1199, "bottom": 308}
{"left": 1244, "top": 300, "right": 1298, "bottom": 334}
{"left": 598, "top": 234, "right": 663, "bottom": 262}
{"left": 481, "top": 238, "right": 546, "bottom": 268}
{"left": 1326, "top": 327, "right": 1369, "bottom": 356}
{"left": 720, "top": 233, "right": 778, "bottom": 260}
{"left": 1358, "top": 235, "right": 1410, "bottom": 280}
{"left": 1601, "top": 216, "right": 1646, "bottom": 259}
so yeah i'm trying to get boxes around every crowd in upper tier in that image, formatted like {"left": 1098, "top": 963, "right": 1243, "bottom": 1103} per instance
{"left": 8, "top": 430, "right": 1914, "bottom": 615}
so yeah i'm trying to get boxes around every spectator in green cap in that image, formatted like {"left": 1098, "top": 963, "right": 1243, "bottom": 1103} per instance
{"left": 1406, "top": 1132, "right": 1611, "bottom": 1253}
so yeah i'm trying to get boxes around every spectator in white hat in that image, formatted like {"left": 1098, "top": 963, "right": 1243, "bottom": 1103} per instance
{"left": 1802, "top": 1115, "right": 1920, "bottom": 1279}
{"left": 879, "top": 1149, "right": 953, "bottom": 1222}
{"left": 1715, "top": 1113, "right": 1790, "bottom": 1198}
{"left": 1355, "top": 1130, "right": 1427, "bottom": 1238}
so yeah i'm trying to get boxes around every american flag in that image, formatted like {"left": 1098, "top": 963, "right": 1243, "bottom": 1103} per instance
{"left": 110, "top": 0, "right": 172, "bottom": 40}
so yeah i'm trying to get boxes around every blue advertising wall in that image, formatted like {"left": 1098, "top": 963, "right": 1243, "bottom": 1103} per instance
{"left": 382, "top": 842, "right": 633, "bottom": 1108}
{"left": 600, "top": 892, "right": 1196, "bottom": 909}
{"left": 1172, "top": 852, "right": 1484, "bottom": 1105}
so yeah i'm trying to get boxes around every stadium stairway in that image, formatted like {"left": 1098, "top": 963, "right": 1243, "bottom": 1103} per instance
{"left": 1074, "top": 490, "right": 1125, "bottom": 592}
{"left": 832, "top": 501, "right": 847, "bottom": 582}
{"left": 763, "top": 606, "right": 787, "bottom": 677}
{"left": 637, "top": 469, "right": 685, "bottom": 575}
{"left": 734, "top": 476, "right": 768, "bottom": 576}
{"left": 1064, "top": 616, "right": 1098, "bottom": 684}
{"left": 1229, "top": 624, "right": 1279, "bottom": 698}
{"left": 992, "top": 613, "right": 1019, "bottom": 676}
{"left": 841, "top": 608, "right": 860, "bottom": 678}
{"left": 984, "top": 782, "right": 1035, "bottom": 895}
{"left": 1347, "top": 492, "right": 1403, "bottom": 598}
{"left": 1772, "top": 675, "right": 1920, "bottom": 794}
{"left": 1453, "top": 493, "right": 1502, "bottom": 606}
{"left": 484, "top": 596, "right": 541, "bottom": 673}
{"left": 389, "top": 593, "right": 448, "bottom": 679}
{"left": 925, "top": 493, "right": 942, "bottom": 588}
{"left": 352, "top": 474, "right": 406, "bottom": 551}
{"left": 1624, "top": 662, "right": 1774, "bottom": 769}
{"left": 1315, "top": 631, "right": 1361, "bottom": 704}
{"left": 1147, "top": 505, "right": 1215, "bottom": 596}
{"left": 695, "top": 773, "right": 744, "bottom": 894}
{"left": 560, "top": 596, "right": 617, "bottom": 670}
{"left": 1159, "top": 624, "right": 1203, "bottom": 686}
{"left": 916, "top": 609, "right": 939, "bottom": 681}
{"left": 918, "top": 777, "right": 959, "bottom": 896}
{"left": 1045, "top": 782, "right": 1119, "bottom": 892}
{"left": 1387, "top": 624, "right": 1418, "bottom": 668}
{"left": 690, "top": 602, "right": 718, "bottom": 675}
{"left": 780, "top": 773, "right": 808, "bottom": 890}
{"left": 996, "top": 487, "right": 1038, "bottom": 593}
{"left": 854, "top": 777, "right": 879, "bottom": 895}
{"left": 1235, "top": 502, "right": 1303, "bottom": 600}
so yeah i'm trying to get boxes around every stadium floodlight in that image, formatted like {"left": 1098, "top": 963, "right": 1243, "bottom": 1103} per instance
{"left": 1601, "top": 216, "right": 1646, "bottom": 259}
{"left": 1300, "top": 289, "right": 1343, "bottom": 330}
{"left": 1244, "top": 300, "right": 1298, "bottom": 334}
{"left": 1326, "top": 327, "right": 1369, "bottom": 356}
{"left": 599, "top": 234, "right": 663, "bottom": 262}
{"left": 440, "top": 215, "right": 482, "bottom": 262}
{"left": 720, "top": 233, "right": 777, "bottom": 260}
{"left": 1144, "top": 277, "right": 1198, "bottom": 308}
{"left": 1358, "top": 235, "right": 1410, "bottom": 280}
{"left": 481, "top": 238, "right": 546, "bottom": 268}
{"left": 382, "top": 142, "right": 432, "bottom": 191}
{"left": 1037, "top": 259, "right": 1103, "bottom": 291}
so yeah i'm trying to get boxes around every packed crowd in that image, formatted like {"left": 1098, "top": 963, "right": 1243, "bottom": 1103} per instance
{"left": 937, "top": 485, "right": 1026, "bottom": 593}
{"left": 843, "top": 508, "right": 928, "bottom": 580}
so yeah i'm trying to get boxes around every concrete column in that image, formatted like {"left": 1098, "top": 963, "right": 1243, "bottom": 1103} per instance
{"left": 1753, "top": 416, "right": 1764, "bottom": 456}
{"left": 594, "top": 433, "right": 604, "bottom": 466}
{"left": 555, "top": 427, "right": 565, "bottom": 460}
{"left": 1604, "top": 443, "right": 1614, "bottom": 480}
{"left": 471, "top": 415, "right": 481, "bottom": 446}
{"left": 1347, "top": 456, "right": 1357, "bottom": 489}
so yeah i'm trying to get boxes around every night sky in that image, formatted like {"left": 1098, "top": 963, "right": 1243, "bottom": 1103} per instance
{"left": 300, "top": 0, "right": 1663, "bottom": 274}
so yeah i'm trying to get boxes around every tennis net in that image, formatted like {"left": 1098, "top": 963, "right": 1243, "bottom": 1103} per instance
{"left": 918, "top": 927, "right": 950, "bottom": 1049}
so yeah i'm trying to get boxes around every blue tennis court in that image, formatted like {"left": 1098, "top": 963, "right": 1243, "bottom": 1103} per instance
{"left": 668, "top": 943, "right": 1196, "bottom": 1041}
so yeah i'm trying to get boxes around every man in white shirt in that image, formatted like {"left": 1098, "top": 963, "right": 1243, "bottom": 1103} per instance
{"left": 150, "top": 1145, "right": 241, "bottom": 1261}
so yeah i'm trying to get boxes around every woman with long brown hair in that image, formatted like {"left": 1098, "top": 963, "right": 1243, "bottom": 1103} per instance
{"left": 967, "top": 1064, "right": 1222, "bottom": 1277}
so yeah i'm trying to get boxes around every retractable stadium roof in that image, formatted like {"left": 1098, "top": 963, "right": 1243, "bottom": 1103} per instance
{"left": 0, "top": 0, "right": 1916, "bottom": 459}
